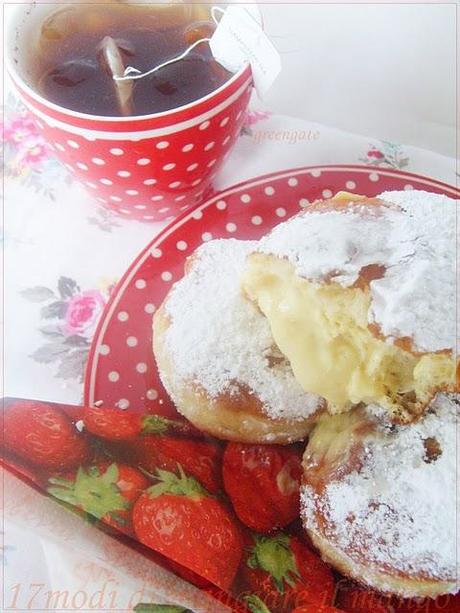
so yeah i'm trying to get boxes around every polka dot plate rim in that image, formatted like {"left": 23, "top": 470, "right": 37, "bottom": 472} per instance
{"left": 83, "top": 164, "right": 459, "bottom": 416}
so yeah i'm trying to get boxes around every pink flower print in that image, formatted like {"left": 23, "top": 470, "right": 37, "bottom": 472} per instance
{"left": 63, "top": 290, "right": 106, "bottom": 339}
{"left": 360, "top": 141, "right": 409, "bottom": 169}
{"left": 4, "top": 113, "right": 39, "bottom": 144}
{"left": 16, "top": 138, "right": 49, "bottom": 166}
{"left": 23, "top": 277, "right": 111, "bottom": 381}
{"left": 367, "top": 148, "right": 384, "bottom": 160}
{"left": 3, "top": 112, "right": 51, "bottom": 167}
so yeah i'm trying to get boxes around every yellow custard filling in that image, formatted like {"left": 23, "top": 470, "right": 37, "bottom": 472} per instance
{"left": 243, "top": 254, "right": 455, "bottom": 420}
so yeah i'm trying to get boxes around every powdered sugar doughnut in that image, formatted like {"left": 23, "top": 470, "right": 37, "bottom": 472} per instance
{"left": 301, "top": 393, "right": 459, "bottom": 599}
{"left": 243, "top": 191, "right": 458, "bottom": 423}
{"left": 153, "top": 239, "right": 323, "bottom": 444}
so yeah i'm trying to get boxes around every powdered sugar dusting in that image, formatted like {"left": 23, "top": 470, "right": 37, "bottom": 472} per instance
{"left": 163, "top": 239, "right": 321, "bottom": 421}
{"left": 255, "top": 190, "right": 457, "bottom": 352}
{"left": 301, "top": 394, "right": 459, "bottom": 583}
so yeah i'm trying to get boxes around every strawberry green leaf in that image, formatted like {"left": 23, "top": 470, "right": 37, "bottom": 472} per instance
{"left": 100, "top": 463, "right": 119, "bottom": 485}
{"left": 48, "top": 486, "right": 78, "bottom": 506}
{"left": 243, "top": 594, "right": 273, "bottom": 613}
{"left": 141, "top": 415, "right": 183, "bottom": 436}
{"left": 247, "top": 534, "right": 300, "bottom": 594}
{"left": 146, "top": 465, "right": 207, "bottom": 499}
{"left": 48, "top": 464, "right": 129, "bottom": 520}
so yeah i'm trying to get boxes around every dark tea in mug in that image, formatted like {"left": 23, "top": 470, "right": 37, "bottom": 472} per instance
{"left": 29, "top": 2, "right": 232, "bottom": 117}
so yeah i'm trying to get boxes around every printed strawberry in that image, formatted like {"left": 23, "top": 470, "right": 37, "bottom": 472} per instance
{"left": 241, "top": 533, "right": 335, "bottom": 613}
{"left": 83, "top": 405, "right": 197, "bottom": 441}
{"left": 132, "top": 466, "right": 243, "bottom": 590}
{"left": 47, "top": 462, "right": 149, "bottom": 533}
{"left": 114, "top": 435, "right": 222, "bottom": 493}
{"left": 223, "top": 442, "right": 302, "bottom": 532}
{"left": 3, "top": 400, "right": 89, "bottom": 470}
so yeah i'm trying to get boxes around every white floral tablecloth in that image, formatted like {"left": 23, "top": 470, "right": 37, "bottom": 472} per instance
{"left": 2, "top": 86, "right": 458, "bottom": 611}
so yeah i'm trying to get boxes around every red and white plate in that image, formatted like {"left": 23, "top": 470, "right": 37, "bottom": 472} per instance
{"left": 84, "top": 165, "right": 459, "bottom": 413}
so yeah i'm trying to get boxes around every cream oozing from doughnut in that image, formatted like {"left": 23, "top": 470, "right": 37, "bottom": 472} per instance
{"left": 160, "top": 238, "right": 321, "bottom": 422}
{"left": 243, "top": 190, "right": 457, "bottom": 419}
{"left": 252, "top": 190, "right": 456, "bottom": 352}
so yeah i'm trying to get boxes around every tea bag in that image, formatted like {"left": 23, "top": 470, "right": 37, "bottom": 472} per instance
{"left": 112, "top": 4, "right": 280, "bottom": 99}
{"left": 210, "top": 6, "right": 281, "bottom": 97}
{"left": 99, "top": 36, "right": 133, "bottom": 116}
{"left": 113, "top": 4, "right": 224, "bottom": 86}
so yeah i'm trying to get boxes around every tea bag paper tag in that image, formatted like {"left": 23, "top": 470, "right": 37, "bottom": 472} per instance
{"left": 210, "top": 6, "right": 281, "bottom": 98}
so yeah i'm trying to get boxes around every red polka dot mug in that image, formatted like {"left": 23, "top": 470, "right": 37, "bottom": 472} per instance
{"left": 5, "top": 4, "right": 253, "bottom": 222}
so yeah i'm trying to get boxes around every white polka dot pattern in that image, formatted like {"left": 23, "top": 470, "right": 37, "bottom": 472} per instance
{"left": 98, "top": 344, "right": 110, "bottom": 355}
{"left": 22, "top": 65, "right": 254, "bottom": 224}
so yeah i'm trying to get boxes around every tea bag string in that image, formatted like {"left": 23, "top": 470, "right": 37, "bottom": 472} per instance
{"left": 114, "top": 6, "right": 225, "bottom": 82}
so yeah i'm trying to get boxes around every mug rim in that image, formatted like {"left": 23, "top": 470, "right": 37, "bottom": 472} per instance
{"left": 5, "top": 4, "right": 251, "bottom": 123}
